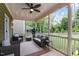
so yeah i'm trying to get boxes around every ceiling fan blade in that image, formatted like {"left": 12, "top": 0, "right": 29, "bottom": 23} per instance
{"left": 30, "top": 11, "right": 32, "bottom": 13}
{"left": 22, "top": 8, "right": 30, "bottom": 9}
{"left": 33, "top": 4, "right": 41, "bottom": 8}
{"left": 26, "top": 3, "right": 31, "bottom": 7}
{"left": 34, "top": 9, "right": 40, "bottom": 12}
{"left": 31, "top": 3, "right": 33, "bottom": 6}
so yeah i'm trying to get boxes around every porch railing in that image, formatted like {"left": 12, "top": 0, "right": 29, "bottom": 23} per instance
{"left": 48, "top": 34, "right": 79, "bottom": 55}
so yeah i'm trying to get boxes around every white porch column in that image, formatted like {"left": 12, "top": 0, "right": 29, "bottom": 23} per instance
{"left": 24, "top": 20, "right": 26, "bottom": 42}
{"left": 43, "top": 21, "right": 44, "bottom": 33}
{"left": 48, "top": 15, "right": 51, "bottom": 38}
{"left": 67, "top": 4, "right": 72, "bottom": 56}
{"left": 35, "top": 22, "right": 37, "bottom": 31}
{"left": 40, "top": 23, "right": 41, "bottom": 33}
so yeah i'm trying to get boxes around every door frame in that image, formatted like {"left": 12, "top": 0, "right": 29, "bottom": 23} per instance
{"left": 2, "top": 14, "right": 10, "bottom": 46}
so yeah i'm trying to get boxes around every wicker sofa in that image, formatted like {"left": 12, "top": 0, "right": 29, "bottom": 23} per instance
{"left": 33, "top": 35, "right": 49, "bottom": 47}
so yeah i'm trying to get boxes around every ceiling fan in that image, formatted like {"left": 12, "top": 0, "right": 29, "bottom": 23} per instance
{"left": 22, "top": 3, "right": 41, "bottom": 13}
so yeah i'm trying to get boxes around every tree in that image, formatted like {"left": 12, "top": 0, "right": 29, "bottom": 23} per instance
{"left": 61, "top": 17, "right": 68, "bottom": 32}
{"left": 72, "top": 8, "right": 79, "bottom": 32}
{"left": 75, "top": 9, "right": 79, "bottom": 19}
{"left": 50, "top": 25, "right": 55, "bottom": 32}
{"left": 36, "top": 22, "right": 40, "bottom": 32}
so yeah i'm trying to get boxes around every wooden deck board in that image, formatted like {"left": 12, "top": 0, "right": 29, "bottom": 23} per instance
{"left": 27, "top": 47, "right": 65, "bottom": 56}
{"left": 41, "top": 48, "right": 65, "bottom": 56}
{"left": 27, "top": 48, "right": 51, "bottom": 56}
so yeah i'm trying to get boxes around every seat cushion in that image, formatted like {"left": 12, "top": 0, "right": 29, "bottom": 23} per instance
{"left": 34, "top": 38, "right": 41, "bottom": 42}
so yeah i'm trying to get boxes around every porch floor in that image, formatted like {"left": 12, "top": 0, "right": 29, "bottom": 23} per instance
{"left": 41, "top": 48, "right": 65, "bottom": 56}
{"left": 20, "top": 41, "right": 65, "bottom": 56}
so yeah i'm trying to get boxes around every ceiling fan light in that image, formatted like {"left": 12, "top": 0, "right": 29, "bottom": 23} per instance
{"left": 30, "top": 9, "right": 34, "bottom": 11}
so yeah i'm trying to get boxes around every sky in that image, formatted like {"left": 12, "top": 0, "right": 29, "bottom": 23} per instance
{"left": 51, "top": 3, "right": 79, "bottom": 25}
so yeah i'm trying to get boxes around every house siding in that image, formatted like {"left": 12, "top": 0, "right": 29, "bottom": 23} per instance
{"left": 0, "top": 3, "right": 13, "bottom": 44}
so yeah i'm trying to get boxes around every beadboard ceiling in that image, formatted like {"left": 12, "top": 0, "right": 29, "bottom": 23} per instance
{"left": 5, "top": 3, "right": 68, "bottom": 21}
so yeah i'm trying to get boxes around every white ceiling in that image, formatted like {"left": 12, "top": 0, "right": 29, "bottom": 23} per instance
{"left": 5, "top": 3, "right": 68, "bottom": 21}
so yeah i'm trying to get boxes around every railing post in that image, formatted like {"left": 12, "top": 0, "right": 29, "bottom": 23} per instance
{"left": 67, "top": 4, "right": 72, "bottom": 56}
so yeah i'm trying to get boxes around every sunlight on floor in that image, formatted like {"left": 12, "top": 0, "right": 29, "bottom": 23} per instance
{"left": 20, "top": 41, "right": 43, "bottom": 56}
